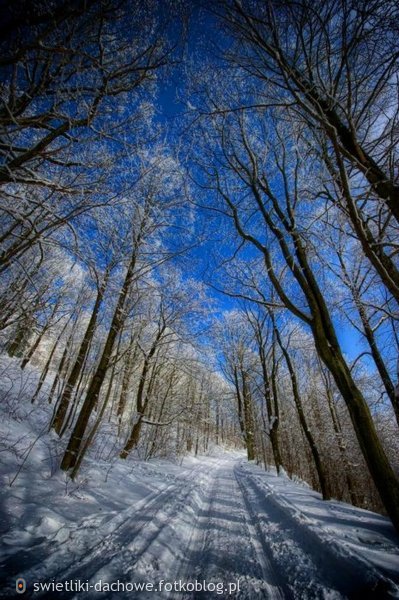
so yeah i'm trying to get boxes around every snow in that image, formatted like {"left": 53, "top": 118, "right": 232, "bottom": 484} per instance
{"left": 0, "top": 357, "right": 399, "bottom": 599}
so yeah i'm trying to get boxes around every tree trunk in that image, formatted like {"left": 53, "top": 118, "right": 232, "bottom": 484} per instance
{"left": 21, "top": 299, "right": 60, "bottom": 370}
{"left": 31, "top": 316, "right": 70, "bottom": 404}
{"left": 119, "top": 326, "right": 165, "bottom": 459}
{"left": 351, "top": 287, "right": 399, "bottom": 427}
{"left": 274, "top": 322, "right": 331, "bottom": 500}
{"left": 70, "top": 367, "right": 115, "bottom": 480}
{"left": 61, "top": 251, "right": 137, "bottom": 472}
{"left": 52, "top": 273, "right": 109, "bottom": 435}
{"left": 120, "top": 417, "right": 143, "bottom": 459}
{"left": 48, "top": 326, "right": 76, "bottom": 406}
{"left": 314, "top": 320, "right": 399, "bottom": 529}
{"left": 259, "top": 341, "right": 282, "bottom": 473}
{"left": 117, "top": 335, "right": 139, "bottom": 428}
{"left": 323, "top": 371, "right": 357, "bottom": 505}
{"left": 242, "top": 371, "right": 256, "bottom": 461}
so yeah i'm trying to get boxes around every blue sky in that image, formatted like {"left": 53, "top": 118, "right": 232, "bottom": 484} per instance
{"left": 146, "top": 3, "right": 380, "bottom": 368}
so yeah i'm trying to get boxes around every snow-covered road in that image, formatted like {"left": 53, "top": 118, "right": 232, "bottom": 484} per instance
{"left": 1, "top": 454, "right": 399, "bottom": 599}
{"left": 176, "top": 460, "right": 285, "bottom": 599}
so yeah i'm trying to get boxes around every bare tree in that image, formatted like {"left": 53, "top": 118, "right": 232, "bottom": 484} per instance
{"left": 244, "top": 306, "right": 283, "bottom": 472}
{"left": 203, "top": 0, "right": 399, "bottom": 303}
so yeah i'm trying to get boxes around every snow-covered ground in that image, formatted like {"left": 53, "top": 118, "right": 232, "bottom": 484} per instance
{"left": 1, "top": 358, "right": 399, "bottom": 599}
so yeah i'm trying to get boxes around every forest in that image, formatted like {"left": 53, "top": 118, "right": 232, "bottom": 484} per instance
{"left": 0, "top": 1, "right": 399, "bottom": 596}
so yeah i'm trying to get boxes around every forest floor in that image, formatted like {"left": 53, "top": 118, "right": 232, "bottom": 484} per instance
{"left": 1, "top": 358, "right": 399, "bottom": 599}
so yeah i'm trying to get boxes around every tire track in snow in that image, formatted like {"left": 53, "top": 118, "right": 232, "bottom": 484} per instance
{"left": 70, "top": 463, "right": 216, "bottom": 599}
{"left": 233, "top": 464, "right": 289, "bottom": 600}
{"left": 163, "top": 462, "right": 215, "bottom": 600}
{"left": 64, "top": 472, "right": 211, "bottom": 598}
{"left": 236, "top": 464, "right": 397, "bottom": 599}
{"left": 4, "top": 465, "right": 209, "bottom": 599}
{"left": 174, "top": 458, "right": 284, "bottom": 599}
{"left": 1, "top": 482, "right": 179, "bottom": 599}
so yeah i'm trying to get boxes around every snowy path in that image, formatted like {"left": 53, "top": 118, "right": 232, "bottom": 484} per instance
{"left": 1, "top": 454, "right": 399, "bottom": 599}
{"left": 175, "top": 460, "right": 285, "bottom": 600}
